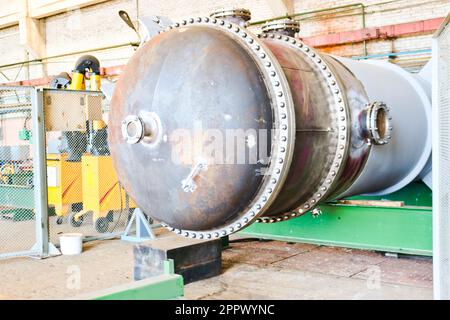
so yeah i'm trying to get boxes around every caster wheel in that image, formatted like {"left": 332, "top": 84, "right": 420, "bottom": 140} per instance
{"left": 71, "top": 202, "right": 83, "bottom": 213}
{"left": 95, "top": 217, "right": 109, "bottom": 233}
{"left": 145, "top": 214, "right": 154, "bottom": 225}
{"left": 107, "top": 211, "right": 114, "bottom": 222}
{"left": 56, "top": 217, "right": 64, "bottom": 225}
{"left": 69, "top": 211, "right": 83, "bottom": 227}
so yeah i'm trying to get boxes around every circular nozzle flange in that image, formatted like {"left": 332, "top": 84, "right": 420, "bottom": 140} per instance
{"left": 261, "top": 19, "right": 300, "bottom": 37}
{"left": 366, "top": 101, "right": 392, "bottom": 145}
{"left": 210, "top": 8, "right": 251, "bottom": 26}
{"left": 121, "top": 112, "right": 162, "bottom": 145}
{"left": 122, "top": 115, "right": 144, "bottom": 144}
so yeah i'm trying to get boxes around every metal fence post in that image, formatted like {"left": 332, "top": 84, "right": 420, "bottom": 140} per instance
{"left": 432, "top": 14, "right": 450, "bottom": 300}
{"left": 31, "top": 88, "right": 59, "bottom": 258}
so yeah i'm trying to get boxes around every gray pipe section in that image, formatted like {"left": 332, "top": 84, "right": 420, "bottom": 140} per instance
{"left": 335, "top": 57, "right": 432, "bottom": 197}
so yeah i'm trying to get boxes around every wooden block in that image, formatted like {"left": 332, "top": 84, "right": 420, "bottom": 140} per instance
{"left": 134, "top": 236, "right": 222, "bottom": 284}
{"left": 338, "top": 199, "right": 405, "bottom": 207}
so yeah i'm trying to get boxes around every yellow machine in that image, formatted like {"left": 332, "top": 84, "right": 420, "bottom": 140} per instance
{"left": 50, "top": 55, "right": 136, "bottom": 233}
{"left": 47, "top": 153, "right": 83, "bottom": 224}
{"left": 69, "top": 55, "right": 101, "bottom": 91}
{"left": 0, "top": 163, "right": 15, "bottom": 183}
{"left": 70, "top": 155, "right": 136, "bottom": 233}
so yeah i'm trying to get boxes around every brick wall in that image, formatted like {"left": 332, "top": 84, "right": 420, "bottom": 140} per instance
{"left": 0, "top": 0, "right": 449, "bottom": 83}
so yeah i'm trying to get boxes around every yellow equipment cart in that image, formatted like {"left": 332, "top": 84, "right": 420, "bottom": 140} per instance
{"left": 50, "top": 55, "right": 136, "bottom": 233}
{"left": 47, "top": 153, "right": 83, "bottom": 224}
{"left": 69, "top": 154, "right": 136, "bottom": 233}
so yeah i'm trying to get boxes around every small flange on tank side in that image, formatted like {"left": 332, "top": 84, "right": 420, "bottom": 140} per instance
{"left": 108, "top": 16, "right": 297, "bottom": 239}
{"left": 255, "top": 30, "right": 374, "bottom": 223}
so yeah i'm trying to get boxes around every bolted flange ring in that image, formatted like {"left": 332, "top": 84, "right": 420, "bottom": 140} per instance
{"left": 366, "top": 101, "right": 392, "bottom": 145}
{"left": 122, "top": 115, "right": 144, "bottom": 144}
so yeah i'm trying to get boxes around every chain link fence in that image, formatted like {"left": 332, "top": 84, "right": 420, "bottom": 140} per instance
{"left": 43, "top": 89, "right": 133, "bottom": 244}
{"left": 0, "top": 86, "right": 36, "bottom": 257}
{"left": 0, "top": 86, "right": 136, "bottom": 260}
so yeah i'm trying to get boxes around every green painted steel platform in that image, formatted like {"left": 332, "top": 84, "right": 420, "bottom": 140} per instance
{"left": 239, "top": 182, "right": 432, "bottom": 256}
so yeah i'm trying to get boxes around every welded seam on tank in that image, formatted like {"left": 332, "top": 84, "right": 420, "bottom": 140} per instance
{"left": 256, "top": 33, "right": 351, "bottom": 223}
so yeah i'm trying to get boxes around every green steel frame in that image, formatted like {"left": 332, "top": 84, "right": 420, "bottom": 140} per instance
{"left": 80, "top": 260, "right": 184, "bottom": 300}
{"left": 239, "top": 183, "right": 432, "bottom": 256}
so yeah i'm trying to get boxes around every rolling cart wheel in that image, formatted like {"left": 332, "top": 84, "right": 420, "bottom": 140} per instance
{"left": 56, "top": 217, "right": 64, "bottom": 225}
{"left": 107, "top": 210, "right": 114, "bottom": 222}
{"left": 145, "top": 213, "right": 154, "bottom": 225}
{"left": 71, "top": 202, "right": 83, "bottom": 213}
{"left": 95, "top": 217, "right": 109, "bottom": 233}
{"left": 69, "top": 211, "right": 83, "bottom": 228}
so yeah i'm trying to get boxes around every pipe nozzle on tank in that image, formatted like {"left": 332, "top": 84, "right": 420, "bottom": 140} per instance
{"left": 121, "top": 113, "right": 162, "bottom": 146}
{"left": 210, "top": 8, "right": 251, "bottom": 27}
{"left": 261, "top": 19, "right": 300, "bottom": 37}
{"left": 364, "top": 101, "right": 393, "bottom": 145}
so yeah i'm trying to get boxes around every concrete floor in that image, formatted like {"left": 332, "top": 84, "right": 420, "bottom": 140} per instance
{"left": 0, "top": 232, "right": 432, "bottom": 300}
{"left": 185, "top": 239, "right": 432, "bottom": 300}
{"left": 0, "top": 214, "right": 129, "bottom": 253}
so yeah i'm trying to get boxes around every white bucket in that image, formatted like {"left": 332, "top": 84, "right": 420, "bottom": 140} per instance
{"left": 59, "top": 233, "right": 83, "bottom": 255}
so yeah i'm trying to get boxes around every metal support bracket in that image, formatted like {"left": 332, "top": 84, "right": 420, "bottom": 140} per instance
{"left": 29, "top": 242, "right": 60, "bottom": 259}
{"left": 118, "top": 10, "right": 172, "bottom": 46}
{"left": 121, "top": 208, "right": 157, "bottom": 242}
{"left": 138, "top": 16, "right": 173, "bottom": 44}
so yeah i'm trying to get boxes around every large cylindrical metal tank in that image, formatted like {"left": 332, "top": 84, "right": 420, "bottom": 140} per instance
{"left": 108, "top": 9, "right": 431, "bottom": 239}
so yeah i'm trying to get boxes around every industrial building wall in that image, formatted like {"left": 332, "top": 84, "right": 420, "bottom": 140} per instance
{"left": 0, "top": 0, "right": 449, "bottom": 84}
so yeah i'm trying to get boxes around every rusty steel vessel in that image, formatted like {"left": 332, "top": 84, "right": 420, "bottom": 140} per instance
{"left": 108, "top": 9, "right": 432, "bottom": 239}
